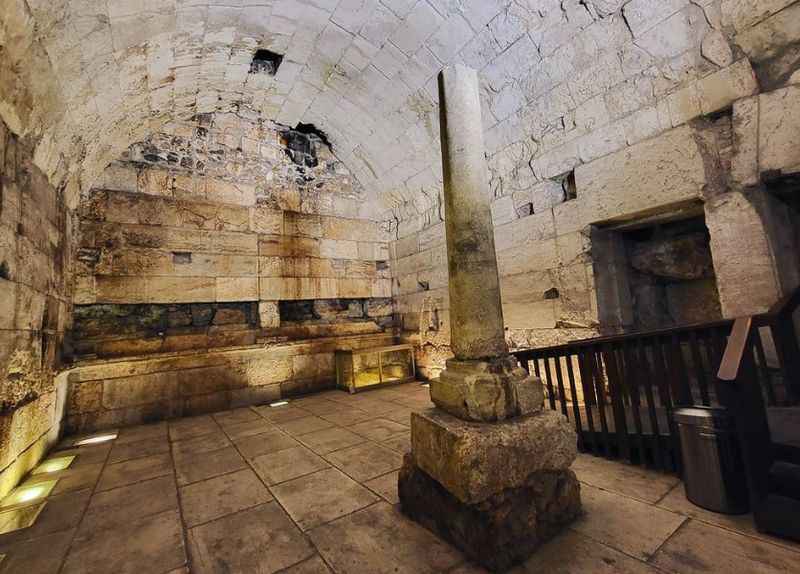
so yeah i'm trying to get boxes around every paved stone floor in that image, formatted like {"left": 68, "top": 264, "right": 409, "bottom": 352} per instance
{"left": 1, "top": 382, "right": 799, "bottom": 573}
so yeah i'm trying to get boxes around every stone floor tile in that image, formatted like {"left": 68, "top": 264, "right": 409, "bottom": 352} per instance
{"left": 277, "top": 415, "right": 336, "bottom": 436}
{"left": 296, "top": 400, "right": 345, "bottom": 416}
{"left": 0, "top": 489, "right": 90, "bottom": 544}
{"left": 174, "top": 446, "right": 247, "bottom": 486}
{"left": 511, "top": 529, "right": 662, "bottom": 573}
{"left": 168, "top": 415, "right": 219, "bottom": 441}
{"left": 189, "top": 502, "right": 314, "bottom": 574}
{"left": 381, "top": 408, "right": 415, "bottom": 425}
{"left": 77, "top": 475, "right": 178, "bottom": 539}
{"left": 571, "top": 454, "right": 680, "bottom": 504}
{"left": 364, "top": 471, "right": 400, "bottom": 504}
{"left": 346, "top": 418, "right": 410, "bottom": 441}
{"left": 654, "top": 483, "right": 800, "bottom": 551}
{"left": 309, "top": 502, "right": 462, "bottom": 573}
{"left": 651, "top": 519, "right": 800, "bottom": 573}
{"left": 381, "top": 432, "right": 411, "bottom": 453}
{"left": 221, "top": 418, "right": 275, "bottom": 441}
{"left": 299, "top": 427, "right": 364, "bottom": 455}
{"left": 319, "top": 408, "right": 376, "bottom": 427}
{"left": 325, "top": 442, "right": 404, "bottom": 482}
{"left": 572, "top": 484, "right": 686, "bottom": 561}
{"left": 96, "top": 452, "right": 173, "bottom": 491}
{"left": 233, "top": 429, "right": 300, "bottom": 459}
{"left": 107, "top": 436, "right": 170, "bottom": 464}
{"left": 64, "top": 510, "right": 186, "bottom": 574}
{"left": 212, "top": 407, "right": 261, "bottom": 427}
{"left": 343, "top": 399, "right": 401, "bottom": 415}
{"left": 255, "top": 405, "right": 311, "bottom": 423}
{"left": 179, "top": 468, "right": 272, "bottom": 527}
{"left": 171, "top": 430, "right": 231, "bottom": 457}
{"left": 271, "top": 468, "right": 378, "bottom": 531}
{"left": 282, "top": 555, "right": 333, "bottom": 573}
{"left": 115, "top": 422, "right": 168, "bottom": 445}
{"left": 0, "top": 529, "right": 74, "bottom": 574}
{"left": 251, "top": 446, "right": 330, "bottom": 485}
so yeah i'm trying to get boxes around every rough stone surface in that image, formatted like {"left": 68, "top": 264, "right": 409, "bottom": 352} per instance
{"left": 431, "top": 356, "right": 544, "bottom": 422}
{"left": 399, "top": 453, "right": 582, "bottom": 573}
{"left": 410, "top": 408, "right": 578, "bottom": 505}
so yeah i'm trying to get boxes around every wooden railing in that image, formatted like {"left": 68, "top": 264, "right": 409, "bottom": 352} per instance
{"left": 512, "top": 287, "right": 800, "bottom": 473}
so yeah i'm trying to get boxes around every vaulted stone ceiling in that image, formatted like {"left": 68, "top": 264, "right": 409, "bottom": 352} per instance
{"left": 0, "top": 0, "right": 776, "bottom": 222}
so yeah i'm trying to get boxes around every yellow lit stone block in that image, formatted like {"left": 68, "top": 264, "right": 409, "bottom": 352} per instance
{"left": 1, "top": 479, "right": 57, "bottom": 509}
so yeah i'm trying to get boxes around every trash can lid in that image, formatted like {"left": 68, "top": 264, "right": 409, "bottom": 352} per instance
{"left": 673, "top": 406, "right": 734, "bottom": 428}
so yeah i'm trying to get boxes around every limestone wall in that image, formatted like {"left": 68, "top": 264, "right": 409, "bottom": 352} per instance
{"left": 65, "top": 332, "right": 394, "bottom": 434}
{"left": 0, "top": 118, "right": 71, "bottom": 498}
{"left": 390, "top": 1, "right": 800, "bottom": 378}
{"left": 73, "top": 113, "right": 393, "bottom": 358}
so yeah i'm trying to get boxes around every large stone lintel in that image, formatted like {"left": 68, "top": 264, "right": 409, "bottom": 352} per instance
{"left": 399, "top": 454, "right": 581, "bottom": 572}
{"left": 430, "top": 355, "right": 544, "bottom": 421}
{"left": 410, "top": 408, "right": 578, "bottom": 505}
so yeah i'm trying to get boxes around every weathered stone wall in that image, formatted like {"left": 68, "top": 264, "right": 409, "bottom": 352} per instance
{"left": 65, "top": 332, "right": 394, "bottom": 434}
{"left": 389, "top": 2, "right": 800, "bottom": 378}
{"left": 0, "top": 118, "right": 71, "bottom": 498}
{"left": 73, "top": 113, "right": 393, "bottom": 358}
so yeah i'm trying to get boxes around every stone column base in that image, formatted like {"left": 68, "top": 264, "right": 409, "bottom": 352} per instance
{"left": 399, "top": 408, "right": 582, "bottom": 572}
{"left": 431, "top": 355, "right": 544, "bottom": 422}
{"left": 399, "top": 454, "right": 581, "bottom": 572}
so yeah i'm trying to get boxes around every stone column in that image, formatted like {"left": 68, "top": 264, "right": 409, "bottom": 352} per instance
{"left": 439, "top": 64, "right": 508, "bottom": 361}
{"left": 399, "top": 65, "right": 581, "bottom": 573}
{"left": 430, "top": 65, "right": 541, "bottom": 423}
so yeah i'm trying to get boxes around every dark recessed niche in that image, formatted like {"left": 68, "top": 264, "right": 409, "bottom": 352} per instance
{"left": 173, "top": 252, "right": 192, "bottom": 264}
{"left": 544, "top": 287, "right": 560, "bottom": 300}
{"left": 250, "top": 49, "right": 284, "bottom": 75}
{"left": 562, "top": 171, "right": 577, "bottom": 201}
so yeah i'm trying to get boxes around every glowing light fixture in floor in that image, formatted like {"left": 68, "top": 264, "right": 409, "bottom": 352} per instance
{"left": 1, "top": 479, "right": 57, "bottom": 509}
{"left": 31, "top": 455, "right": 76, "bottom": 475}
{"left": 420, "top": 383, "right": 430, "bottom": 388}
{"left": 0, "top": 502, "right": 46, "bottom": 534}
{"left": 73, "top": 433, "right": 118, "bottom": 446}
{"left": 269, "top": 400, "right": 290, "bottom": 407}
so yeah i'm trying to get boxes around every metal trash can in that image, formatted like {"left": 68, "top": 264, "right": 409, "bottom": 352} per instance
{"left": 674, "top": 406, "right": 750, "bottom": 514}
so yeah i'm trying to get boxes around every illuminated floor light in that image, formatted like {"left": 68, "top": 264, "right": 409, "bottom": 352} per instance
{"left": 32, "top": 455, "right": 76, "bottom": 475}
{"left": 0, "top": 502, "right": 46, "bottom": 535}
{"left": 73, "top": 433, "right": 118, "bottom": 446}
{"left": 420, "top": 383, "right": 430, "bottom": 388}
{"left": 1, "top": 480, "right": 57, "bottom": 509}
{"left": 269, "top": 400, "right": 290, "bottom": 407}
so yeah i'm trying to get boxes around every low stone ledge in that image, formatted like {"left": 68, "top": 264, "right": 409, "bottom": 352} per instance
{"left": 410, "top": 408, "right": 577, "bottom": 505}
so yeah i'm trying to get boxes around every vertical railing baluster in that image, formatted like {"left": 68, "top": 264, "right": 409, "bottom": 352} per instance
{"left": 752, "top": 331, "right": 777, "bottom": 406}
{"left": 637, "top": 338, "right": 664, "bottom": 469}
{"left": 542, "top": 353, "right": 557, "bottom": 411}
{"left": 577, "top": 350, "right": 597, "bottom": 455}
{"left": 589, "top": 347, "right": 612, "bottom": 457}
{"left": 622, "top": 341, "right": 646, "bottom": 467}
{"left": 565, "top": 352, "right": 584, "bottom": 451}
{"left": 554, "top": 353, "right": 569, "bottom": 418}
{"left": 689, "top": 331, "right": 711, "bottom": 406}
{"left": 604, "top": 342, "right": 631, "bottom": 462}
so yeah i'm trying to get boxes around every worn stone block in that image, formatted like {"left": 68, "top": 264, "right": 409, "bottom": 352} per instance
{"left": 410, "top": 407, "right": 577, "bottom": 505}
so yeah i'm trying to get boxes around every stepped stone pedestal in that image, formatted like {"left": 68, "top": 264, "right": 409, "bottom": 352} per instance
{"left": 398, "top": 65, "right": 581, "bottom": 573}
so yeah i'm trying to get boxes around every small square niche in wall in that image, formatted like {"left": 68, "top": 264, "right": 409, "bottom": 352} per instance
{"left": 250, "top": 49, "right": 284, "bottom": 75}
{"left": 173, "top": 252, "right": 192, "bottom": 264}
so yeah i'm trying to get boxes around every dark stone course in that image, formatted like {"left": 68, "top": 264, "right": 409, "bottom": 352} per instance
{"left": 398, "top": 453, "right": 581, "bottom": 573}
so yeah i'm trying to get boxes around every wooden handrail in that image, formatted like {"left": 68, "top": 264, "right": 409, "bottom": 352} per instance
{"left": 717, "top": 316, "right": 752, "bottom": 382}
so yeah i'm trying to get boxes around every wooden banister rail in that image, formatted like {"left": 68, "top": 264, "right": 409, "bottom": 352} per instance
{"left": 717, "top": 317, "right": 752, "bottom": 382}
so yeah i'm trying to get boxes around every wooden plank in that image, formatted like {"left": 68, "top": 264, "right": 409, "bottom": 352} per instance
{"left": 565, "top": 352, "right": 584, "bottom": 451}
{"left": 689, "top": 330, "right": 711, "bottom": 406}
{"left": 542, "top": 354, "right": 557, "bottom": 411}
{"left": 553, "top": 354, "right": 570, "bottom": 418}
{"left": 604, "top": 342, "right": 631, "bottom": 462}
{"left": 622, "top": 341, "right": 647, "bottom": 466}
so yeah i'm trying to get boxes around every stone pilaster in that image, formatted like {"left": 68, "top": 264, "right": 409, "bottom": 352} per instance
{"left": 399, "top": 65, "right": 581, "bottom": 573}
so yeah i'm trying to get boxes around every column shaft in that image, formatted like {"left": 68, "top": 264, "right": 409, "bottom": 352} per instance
{"left": 438, "top": 64, "right": 508, "bottom": 361}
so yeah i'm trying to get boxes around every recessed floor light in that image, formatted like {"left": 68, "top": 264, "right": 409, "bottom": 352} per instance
{"left": 0, "top": 502, "right": 46, "bottom": 535}
{"left": 269, "top": 400, "right": 290, "bottom": 407}
{"left": 420, "top": 383, "right": 430, "bottom": 388}
{"left": 1, "top": 480, "right": 57, "bottom": 509}
{"left": 31, "top": 455, "right": 76, "bottom": 475}
{"left": 74, "top": 433, "right": 117, "bottom": 446}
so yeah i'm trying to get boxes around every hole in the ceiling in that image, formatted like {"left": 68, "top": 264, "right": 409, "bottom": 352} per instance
{"left": 250, "top": 49, "right": 284, "bottom": 76}
{"left": 279, "top": 123, "right": 331, "bottom": 168}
